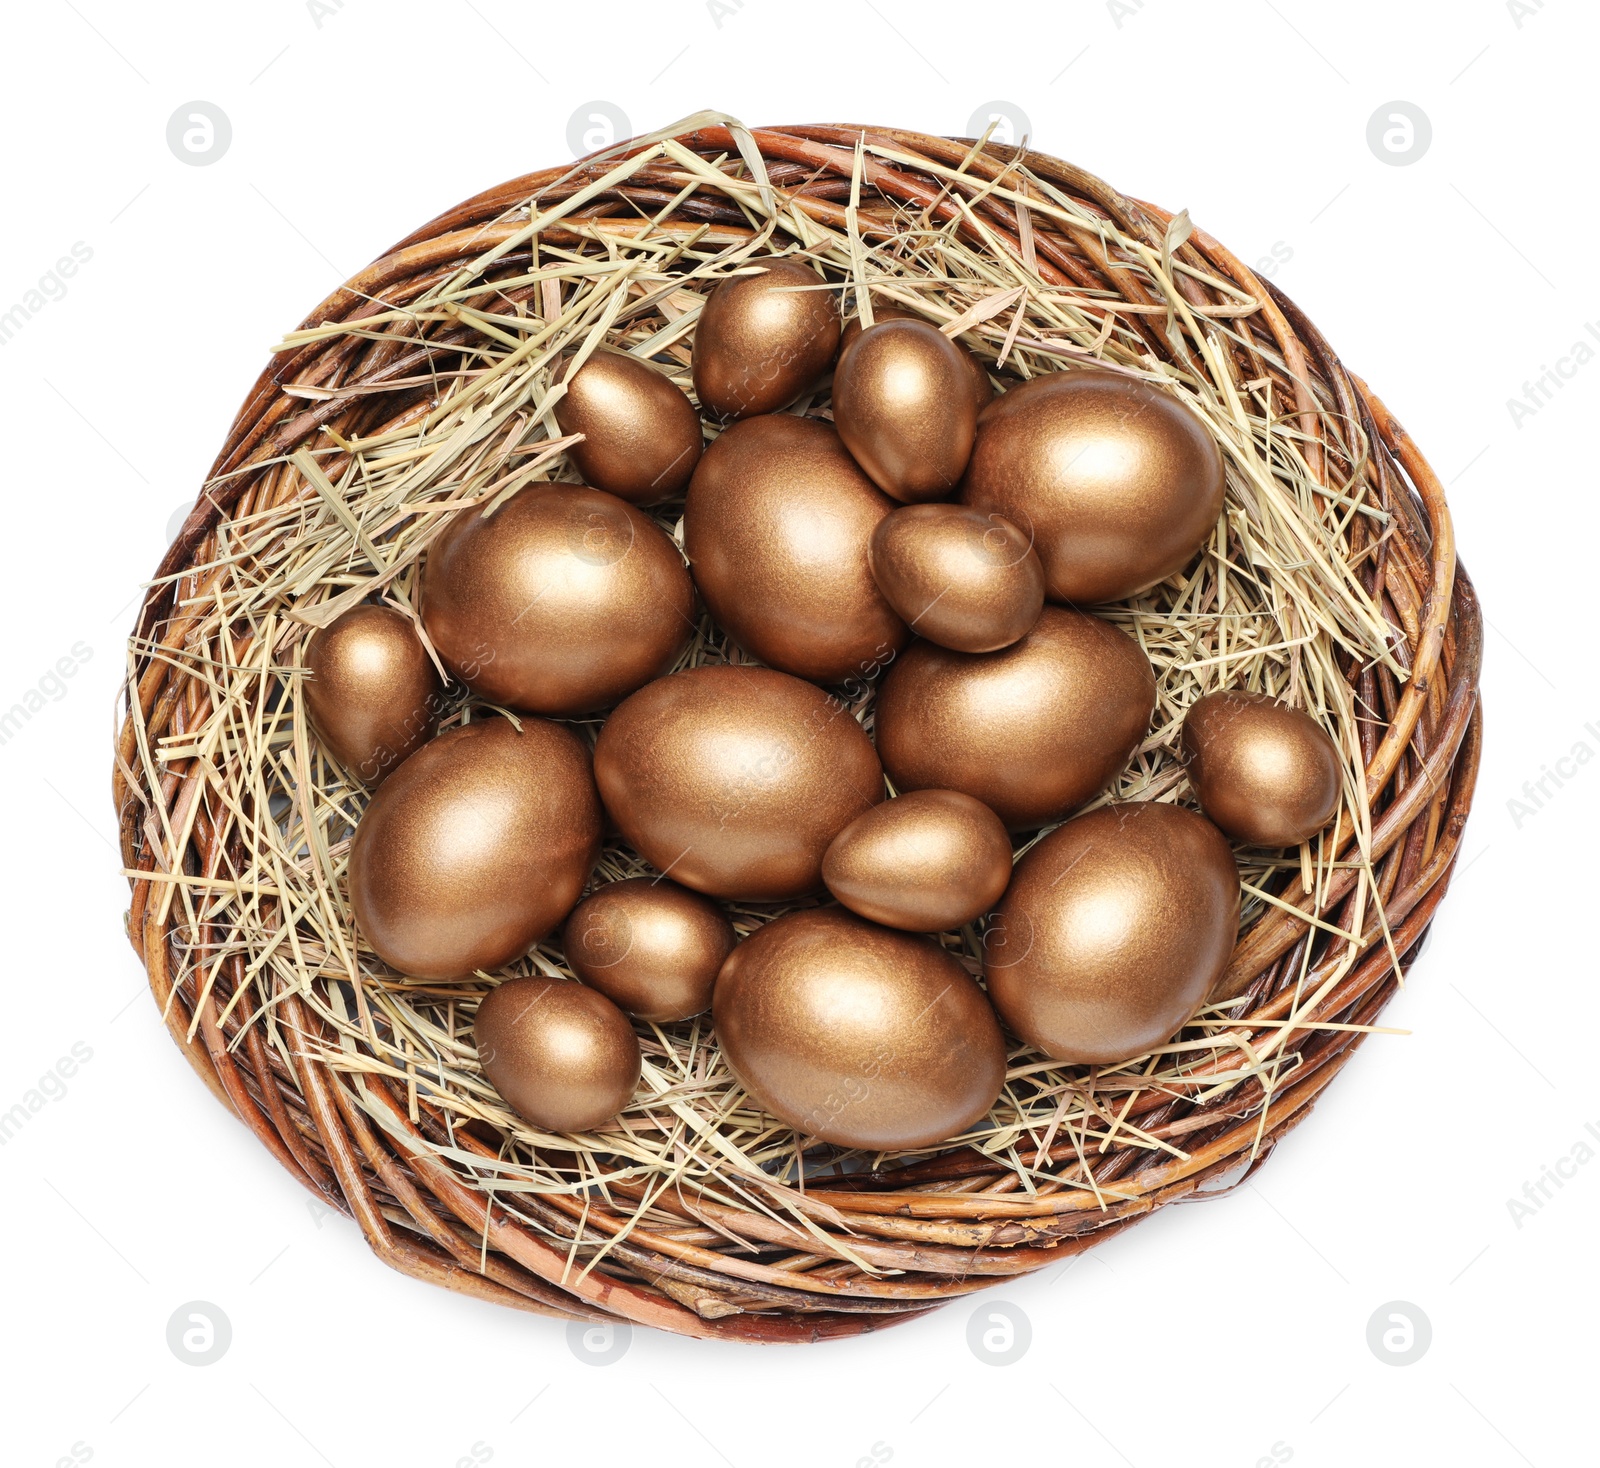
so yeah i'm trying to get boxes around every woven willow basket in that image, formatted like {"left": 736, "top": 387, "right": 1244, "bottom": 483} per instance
{"left": 113, "top": 115, "right": 1482, "bottom": 1344}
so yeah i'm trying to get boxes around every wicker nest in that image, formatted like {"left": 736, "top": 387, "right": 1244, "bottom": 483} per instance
{"left": 113, "top": 112, "right": 1482, "bottom": 1344}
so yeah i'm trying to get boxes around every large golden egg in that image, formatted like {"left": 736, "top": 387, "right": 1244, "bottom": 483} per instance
{"left": 553, "top": 349, "right": 703, "bottom": 505}
{"left": 420, "top": 484, "right": 694, "bottom": 717}
{"left": 841, "top": 303, "right": 993, "bottom": 418}
{"left": 563, "top": 876, "right": 735, "bottom": 1023}
{"left": 961, "top": 368, "right": 1225, "bottom": 603}
{"left": 349, "top": 718, "right": 602, "bottom": 980}
{"left": 984, "top": 802, "right": 1240, "bottom": 1065}
{"left": 869, "top": 503, "right": 1044, "bottom": 653}
{"left": 683, "top": 415, "right": 908, "bottom": 684}
{"left": 302, "top": 604, "right": 442, "bottom": 783}
{"left": 874, "top": 606, "right": 1155, "bottom": 830}
{"left": 1183, "top": 689, "right": 1342, "bottom": 846}
{"left": 833, "top": 318, "right": 978, "bottom": 502}
{"left": 713, "top": 908, "right": 1006, "bottom": 1150}
{"left": 594, "top": 665, "right": 883, "bottom": 901}
{"left": 474, "top": 976, "right": 641, "bottom": 1133}
{"left": 691, "top": 259, "right": 841, "bottom": 420}
{"left": 822, "top": 789, "right": 1013, "bottom": 932}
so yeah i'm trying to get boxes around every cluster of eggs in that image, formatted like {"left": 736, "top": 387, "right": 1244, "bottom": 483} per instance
{"left": 303, "top": 258, "right": 1344, "bottom": 1151}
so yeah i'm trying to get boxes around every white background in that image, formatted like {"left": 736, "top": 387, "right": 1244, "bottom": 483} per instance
{"left": 2, "top": 1, "right": 1594, "bottom": 1464}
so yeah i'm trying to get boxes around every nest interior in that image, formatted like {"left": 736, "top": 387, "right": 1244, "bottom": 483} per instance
{"left": 113, "top": 111, "right": 1482, "bottom": 1344}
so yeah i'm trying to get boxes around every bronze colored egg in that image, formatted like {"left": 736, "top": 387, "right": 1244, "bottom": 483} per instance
{"left": 841, "top": 304, "right": 993, "bottom": 418}
{"left": 692, "top": 258, "right": 841, "bottom": 420}
{"left": 420, "top": 484, "right": 694, "bottom": 716}
{"left": 833, "top": 318, "right": 979, "bottom": 502}
{"left": 302, "top": 604, "right": 442, "bottom": 783}
{"left": 474, "top": 976, "right": 641, "bottom": 1133}
{"left": 683, "top": 414, "right": 908, "bottom": 684}
{"left": 593, "top": 664, "right": 884, "bottom": 902}
{"left": 1182, "top": 689, "right": 1342, "bottom": 846}
{"left": 713, "top": 908, "right": 1006, "bottom": 1150}
{"left": 984, "top": 802, "right": 1240, "bottom": 1065}
{"left": 553, "top": 349, "right": 703, "bottom": 505}
{"left": 961, "top": 368, "right": 1225, "bottom": 604}
{"left": 875, "top": 605, "right": 1156, "bottom": 831}
{"left": 869, "top": 503, "right": 1045, "bottom": 654}
{"left": 564, "top": 876, "right": 735, "bottom": 1023}
{"left": 349, "top": 718, "right": 602, "bottom": 980}
{"left": 822, "top": 789, "right": 1013, "bottom": 932}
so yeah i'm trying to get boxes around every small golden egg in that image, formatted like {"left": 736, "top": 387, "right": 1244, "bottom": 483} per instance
{"left": 474, "top": 976, "right": 641, "bottom": 1133}
{"left": 822, "top": 789, "right": 1013, "bottom": 931}
{"left": 553, "top": 349, "right": 703, "bottom": 505}
{"left": 1182, "top": 689, "right": 1342, "bottom": 846}
{"left": 984, "top": 802, "right": 1240, "bottom": 1065}
{"left": 962, "top": 368, "right": 1225, "bottom": 603}
{"left": 349, "top": 718, "right": 602, "bottom": 980}
{"left": 593, "top": 665, "right": 884, "bottom": 901}
{"left": 302, "top": 604, "right": 441, "bottom": 783}
{"left": 684, "top": 414, "right": 908, "bottom": 684}
{"left": 713, "top": 908, "right": 1006, "bottom": 1150}
{"left": 833, "top": 318, "right": 978, "bottom": 502}
{"left": 564, "top": 876, "right": 735, "bottom": 1023}
{"left": 874, "top": 606, "right": 1155, "bottom": 830}
{"left": 420, "top": 484, "right": 694, "bottom": 717}
{"left": 692, "top": 259, "right": 841, "bottom": 420}
{"left": 841, "top": 303, "right": 993, "bottom": 418}
{"left": 868, "top": 503, "right": 1045, "bottom": 653}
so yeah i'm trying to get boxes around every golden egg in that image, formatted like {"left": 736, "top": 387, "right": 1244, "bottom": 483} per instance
{"left": 692, "top": 258, "right": 841, "bottom": 420}
{"left": 474, "top": 976, "right": 641, "bottom": 1133}
{"left": 349, "top": 718, "right": 602, "bottom": 980}
{"left": 564, "top": 876, "right": 735, "bottom": 1023}
{"left": 868, "top": 503, "right": 1045, "bottom": 653}
{"left": 420, "top": 483, "right": 694, "bottom": 716}
{"left": 984, "top": 802, "right": 1240, "bottom": 1065}
{"left": 874, "top": 606, "right": 1155, "bottom": 830}
{"left": 593, "top": 664, "right": 884, "bottom": 901}
{"left": 684, "top": 414, "right": 908, "bottom": 684}
{"left": 713, "top": 908, "right": 1006, "bottom": 1150}
{"left": 553, "top": 349, "right": 703, "bottom": 505}
{"left": 841, "top": 303, "right": 993, "bottom": 418}
{"left": 822, "top": 789, "right": 1013, "bottom": 932}
{"left": 961, "top": 368, "right": 1225, "bottom": 603}
{"left": 302, "top": 604, "right": 442, "bottom": 783}
{"left": 833, "top": 318, "right": 979, "bottom": 502}
{"left": 1182, "top": 689, "right": 1342, "bottom": 846}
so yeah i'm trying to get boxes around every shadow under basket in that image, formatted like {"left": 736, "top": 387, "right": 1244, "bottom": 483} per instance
{"left": 114, "top": 116, "right": 1482, "bottom": 1344}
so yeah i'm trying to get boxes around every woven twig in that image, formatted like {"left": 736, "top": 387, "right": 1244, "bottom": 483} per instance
{"left": 113, "top": 113, "right": 1481, "bottom": 1343}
